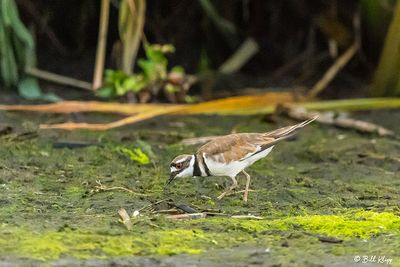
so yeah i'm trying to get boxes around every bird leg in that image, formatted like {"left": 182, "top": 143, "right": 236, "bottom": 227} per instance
{"left": 242, "top": 170, "right": 251, "bottom": 202}
{"left": 217, "top": 176, "right": 238, "bottom": 200}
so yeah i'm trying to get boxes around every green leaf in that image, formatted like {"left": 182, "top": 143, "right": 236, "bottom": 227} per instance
{"left": 122, "top": 74, "right": 146, "bottom": 93}
{"left": 5, "top": 0, "right": 34, "bottom": 48}
{"left": 105, "top": 69, "right": 127, "bottom": 84}
{"left": 116, "top": 146, "right": 150, "bottom": 165}
{"left": 165, "top": 83, "right": 179, "bottom": 93}
{"left": 1, "top": 0, "right": 13, "bottom": 25}
{"left": 0, "top": 0, "right": 36, "bottom": 88}
{"left": 18, "top": 78, "right": 42, "bottom": 99}
{"left": 0, "top": 19, "right": 19, "bottom": 87}
{"left": 41, "top": 93, "right": 62, "bottom": 103}
{"left": 18, "top": 78, "right": 62, "bottom": 102}
{"left": 144, "top": 44, "right": 168, "bottom": 65}
{"left": 171, "top": 65, "right": 185, "bottom": 74}
{"left": 197, "top": 49, "right": 210, "bottom": 73}
{"left": 184, "top": 95, "right": 199, "bottom": 103}
{"left": 138, "top": 59, "right": 158, "bottom": 80}
{"left": 96, "top": 86, "right": 116, "bottom": 98}
{"left": 114, "top": 79, "right": 126, "bottom": 96}
{"left": 152, "top": 44, "right": 175, "bottom": 54}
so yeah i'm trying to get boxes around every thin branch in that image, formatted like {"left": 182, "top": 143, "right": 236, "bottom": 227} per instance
{"left": 137, "top": 198, "right": 170, "bottom": 212}
{"left": 307, "top": 41, "right": 358, "bottom": 99}
{"left": 39, "top": 106, "right": 184, "bottom": 130}
{"left": 278, "top": 104, "right": 395, "bottom": 137}
{"left": 307, "top": 12, "right": 361, "bottom": 99}
{"left": 93, "top": 180, "right": 148, "bottom": 196}
{"left": 93, "top": 0, "right": 110, "bottom": 90}
{"left": 26, "top": 67, "right": 92, "bottom": 90}
{"left": 218, "top": 37, "right": 259, "bottom": 74}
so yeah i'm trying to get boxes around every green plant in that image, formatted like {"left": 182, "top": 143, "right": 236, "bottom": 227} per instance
{"left": 97, "top": 43, "right": 188, "bottom": 101}
{"left": 115, "top": 146, "right": 150, "bottom": 165}
{"left": 370, "top": 1, "right": 400, "bottom": 96}
{"left": 0, "top": 0, "right": 60, "bottom": 101}
{"left": 118, "top": 0, "right": 146, "bottom": 74}
{"left": 0, "top": 0, "right": 33, "bottom": 87}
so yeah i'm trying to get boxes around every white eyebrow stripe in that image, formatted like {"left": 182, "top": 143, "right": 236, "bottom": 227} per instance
{"left": 176, "top": 158, "right": 187, "bottom": 164}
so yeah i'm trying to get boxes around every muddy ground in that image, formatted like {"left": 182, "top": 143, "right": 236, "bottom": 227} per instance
{"left": 0, "top": 108, "right": 399, "bottom": 267}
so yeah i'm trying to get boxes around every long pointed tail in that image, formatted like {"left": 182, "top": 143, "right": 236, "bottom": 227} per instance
{"left": 264, "top": 116, "right": 318, "bottom": 139}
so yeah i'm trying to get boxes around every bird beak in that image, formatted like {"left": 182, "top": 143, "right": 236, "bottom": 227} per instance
{"left": 165, "top": 172, "right": 177, "bottom": 186}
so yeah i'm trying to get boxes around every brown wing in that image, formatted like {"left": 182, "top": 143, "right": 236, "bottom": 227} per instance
{"left": 197, "top": 133, "right": 275, "bottom": 163}
{"left": 197, "top": 117, "right": 317, "bottom": 163}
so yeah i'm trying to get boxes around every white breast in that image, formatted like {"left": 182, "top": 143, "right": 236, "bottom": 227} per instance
{"left": 204, "top": 146, "right": 274, "bottom": 177}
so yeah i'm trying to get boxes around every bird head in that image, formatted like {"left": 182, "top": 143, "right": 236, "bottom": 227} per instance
{"left": 166, "top": 154, "right": 194, "bottom": 185}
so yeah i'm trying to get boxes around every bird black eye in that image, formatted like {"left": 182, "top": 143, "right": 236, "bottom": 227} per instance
{"left": 176, "top": 162, "right": 183, "bottom": 169}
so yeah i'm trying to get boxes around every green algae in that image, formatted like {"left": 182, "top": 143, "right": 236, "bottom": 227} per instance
{"left": 184, "top": 210, "right": 400, "bottom": 239}
{"left": 284, "top": 210, "right": 400, "bottom": 239}
{"left": 0, "top": 210, "right": 398, "bottom": 261}
{"left": 0, "top": 226, "right": 244, "bottom": 260}
{"left": 0, "top": 109, "right": 400, "bottom": 265}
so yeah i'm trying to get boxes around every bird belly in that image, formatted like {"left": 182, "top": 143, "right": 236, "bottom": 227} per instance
{"left": 204, "top": 146, "right": 273, "bottom": 177}
{"left": 205, "top": 158, "right": 248, "bottom": 177}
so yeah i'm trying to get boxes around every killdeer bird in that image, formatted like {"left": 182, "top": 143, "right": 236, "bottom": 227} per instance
{"left": 168, "top": 117, "right": 317, "bottom": 202}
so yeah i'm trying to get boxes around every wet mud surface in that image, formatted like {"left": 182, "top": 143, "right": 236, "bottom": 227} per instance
{"left": 0, "top": 109, "right": 399, "bottom": 266}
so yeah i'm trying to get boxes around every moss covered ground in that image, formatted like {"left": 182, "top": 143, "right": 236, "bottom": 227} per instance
{"left": 0, "top": 109, "right": 399, "bottom": 266}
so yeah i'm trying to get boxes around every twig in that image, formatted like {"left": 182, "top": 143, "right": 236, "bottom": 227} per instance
{"left": 2, "top": 97, "right": 400, "bottom": 131}
{"left": 137, "top": 198, "right": 170, "bottom": 212}
{"left": 266, "top": 51, "right": 308, "bottom": 83}
{"left": 231, "top": 215, "right": 264, "bottom": 219}
{"left": 307, "top": 12, "right": 361, "bottom": 99}
{"left": 93, "top": 0, "right": 110, "bottom": 89}
{"left": 40, "top": 107, "right": 183, "bottom": 130}
{"left": 278, "top": 104, "right": 395, "bottom": 137}
{"left": 25, "top": 67, "right": 92, "bottom": 90}
{"left": 165, "top": 213, "right": 207, "bottom": 220}
{"left": 218, "top": 38, "right": 259, "bottom": 74}
{"left": 94, "top": 180, "right": 147, "bottom": 196}
{"left": 334, "top": 118, "right": 394, "bottom": 137}
{"left": 152, "top": 209, "right": 180, "bottom": 214}
{"left": 204, "top": 212, "right": 229, "bottom": 217}
{"left": 307, "top": 41, "right": 358, "bottom": 99}
{"left": 118, "top": 208, "right": 133, "bottom": 230}
{"left": 358, "top": 152, "right": 400, "bottom": 164}
{"left": 198, "top": 0, "right": 238, "bottom": 48}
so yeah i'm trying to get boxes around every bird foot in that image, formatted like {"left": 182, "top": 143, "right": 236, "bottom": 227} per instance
{"left": 217, "top": 189, "right": 255, "bottom": 201}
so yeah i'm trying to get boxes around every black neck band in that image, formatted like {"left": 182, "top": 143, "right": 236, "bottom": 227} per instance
{"left": 202, "top": 157, "right": 211, "bottom": 176}
{"left": 193, "top": 156, "right": 202, "bottom": 176}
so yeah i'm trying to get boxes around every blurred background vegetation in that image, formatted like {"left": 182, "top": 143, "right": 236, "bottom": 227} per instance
{"left": 1, "top": 0, "right": 400, "bottom": 103}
